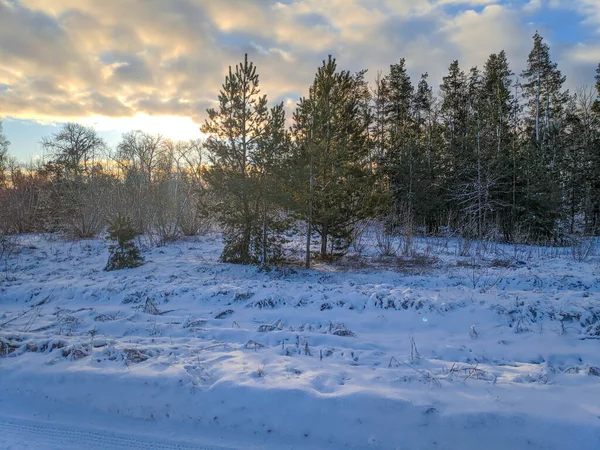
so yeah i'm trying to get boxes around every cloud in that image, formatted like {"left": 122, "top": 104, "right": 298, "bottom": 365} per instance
{"left": 559, "top": 0, "right": 600, "bottom": 32}
{"left": 436, "top": 0, "right": 497, "bottom": 5}
{"left": 522, "top": 0, "right": 542, "bottom": 13}
{"left": 559, "top": 43, "right": 600, "bottom": 88}
{"left": 0, "top": 0, "right": 596, "bottom": 133}
{"left": 443, "top": 5, "right": 531, "bottom": 70}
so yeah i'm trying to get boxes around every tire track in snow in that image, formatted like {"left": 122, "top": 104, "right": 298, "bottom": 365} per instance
{"left": 0, "top": 415, "right": 216, "bottom": 450}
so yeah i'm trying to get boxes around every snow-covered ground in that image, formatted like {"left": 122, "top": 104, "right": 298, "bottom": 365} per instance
{"left": 1, "top": 233, "right": 599, "bottom": 449}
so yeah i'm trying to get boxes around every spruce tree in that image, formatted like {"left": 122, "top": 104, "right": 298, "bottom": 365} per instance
{"left": 480, "top": 52, "right": 519, "bottom": 239}
{"left": 520, "top": 32, "right": 569, "bottom": 239}
{"left": 458, "top": 65, "right": 486, "bottom": 237}
{"left": 521, "top": 32, "right": 568, "bottom": 144}
{"left": 562, "top": 94, "right": 590, "bottom": 233}
{"left": 383, "top": 58, "right": 416, "bottom": 222}
{"left": 594, "top": 63, "right": 600, "bottom": 116}
{"left": 372, "top": 72, "right": 389, "bottom": 178}
{"left": 105, "top": 214, "right": 143, "bottom": 271}
{"left": 587, "top": 66, "right": 600, "bottom": 233}
{"left": 439, "top": 61, "right": 469, "bottom": 228}
{"left": 412, "top": 74, "right": 444, "bottom": 232}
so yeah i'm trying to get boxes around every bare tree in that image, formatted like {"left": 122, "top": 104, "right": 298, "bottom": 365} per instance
{"left": 41, "top": 123, "right": 106, "bottom": 180}
{"left": 175, "top": 139, "right": 204, "bottom": 184}
{"left": 173, "top": 139, "right": 212, "bottom": 236}
{"left": 116, "top": 130, "right": 164, "bottom": 184}
{"left": 0, "top": 120, "right": 10, "bottom": 189}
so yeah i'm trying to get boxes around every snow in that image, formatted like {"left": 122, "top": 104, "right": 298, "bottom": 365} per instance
{"left": 1, "top": 233, "right": 600, "bottom": 449}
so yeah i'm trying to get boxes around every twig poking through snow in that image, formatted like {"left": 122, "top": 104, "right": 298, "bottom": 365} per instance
{"left": 0, "top": 296, "right": 50, "bottom": 329}
{"left": 410, "top": 335, "right": 421, "bottom": 361}
{"left": 244, "top": 340, "right": 264, "bottom": 351}
{"left": 304, "top": 342, "right": 311, "bottom": 356}
{"left": 469, "top": 325, "right": 479, "bottom": 339}
{"left": 389, "top": 356, "right": 441, "bottom": 388}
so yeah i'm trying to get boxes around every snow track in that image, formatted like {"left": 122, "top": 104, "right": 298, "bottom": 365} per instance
{"left": 0, "top": 415, "right": 214, "bottom": 450}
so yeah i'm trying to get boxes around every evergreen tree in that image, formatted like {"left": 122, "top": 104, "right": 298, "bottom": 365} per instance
{"left": 480, "top": 52, "right": 519, "bottom": 239}
{"left": 587, "top": 66, "right": 600, "bottom": 233}
{"left": 292, "top": 56, "right": 375, "bottom": 264}
{"left": 105, "top": 214, "right": 143, "bottom": 271}
{"left": 412, "top": 74, "right": 445, "bottom": 232}
{"left": 202, "top": 54, "right": 286, "bottom": 265}
{"left": 594, "top": 63, "right": 600, "bottom": 116}
{"left": 371, "top": 72, "right": 389, "bottom": 178}
{"left": 439, "top": 60, "right": 469, "bottom": 227}
{"left": 201, "top": 54, "right": 266, "bottom": 264}
{"left": 456, "top": 65, "right": 487, "bottom": 237}
{"left": 521, "top": 32, "right": 568, "bottom": 144}
{"left": 383, "top": 58, "right": 416, "bottom": 222}
{"left": 520, "top": 32, "right": 569, "bottom": 239}
{"left": 252, "top": 103, "right": 292, "bottom": 265}
{"left": 562, "top": 93, "right": 590, "bottom": 233}
{"left": 469, "top": 52, "right": 519, "bottom": 239}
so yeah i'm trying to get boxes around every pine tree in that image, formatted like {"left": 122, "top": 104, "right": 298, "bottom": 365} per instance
{"left": 291, "top": 56, "right": 374, "bottom": 264}
{"left": 252, "top": 103, "right": 292, "bottom": 266}
{"left": 201, "top": 54, "right": 267, "bottom": 264}
{"left": 202, "top": 54, "right": 287, "bottom": 265}
{"left": 105, "top": 214, "right": 143, "bottom": 271}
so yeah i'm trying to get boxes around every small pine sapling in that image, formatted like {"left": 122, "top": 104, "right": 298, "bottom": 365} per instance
{"left": 105, "top": 214, "right": 144, "bottom": 271}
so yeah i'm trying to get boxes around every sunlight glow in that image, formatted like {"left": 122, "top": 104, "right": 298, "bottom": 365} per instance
{"left": 79, "top": 114, "right": 206, "bottom": 142}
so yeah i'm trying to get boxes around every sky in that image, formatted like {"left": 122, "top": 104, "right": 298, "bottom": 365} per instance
{"left": 1, "top": 0, "right": 599, "bottom": 162}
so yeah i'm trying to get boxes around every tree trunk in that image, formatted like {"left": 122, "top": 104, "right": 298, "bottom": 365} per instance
{"left": 535, "top": 67, "right": 541, "bottom": 143}
{"left": 321, "top": 220, "right": 328, "bottom": 258}
{"left": 477, "top": 125, "right": 483, "bottom": 239}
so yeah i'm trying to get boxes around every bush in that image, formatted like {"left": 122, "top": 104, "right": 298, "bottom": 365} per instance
{"left": 105, "top": 214, "right": 144, "bottom": 271}
{"left": 571, "top": 236, "right": 596, "bottom": 263}
{"left": 374, "top": 219, "right": 398, "bottom": 257}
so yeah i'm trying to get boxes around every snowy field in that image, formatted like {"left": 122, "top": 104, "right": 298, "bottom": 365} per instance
{"left": 1, "top": 233, "right": 600, "bottom": 449}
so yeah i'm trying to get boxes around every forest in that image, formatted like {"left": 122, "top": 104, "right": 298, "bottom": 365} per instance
{"left": 1, "top": 32, "right": 599, "bottom": 268}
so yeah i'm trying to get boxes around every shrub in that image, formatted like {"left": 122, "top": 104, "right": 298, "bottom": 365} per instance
{"left": 571, "top": 236, "right": 596, "bottom": 263}
{"left": 105, "top": 214, "right": 144, "bottom": 271}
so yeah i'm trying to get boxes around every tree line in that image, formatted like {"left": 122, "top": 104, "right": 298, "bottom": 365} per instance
{"left": 1, "top": 32, "right": 599, "bottom": 268}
